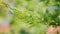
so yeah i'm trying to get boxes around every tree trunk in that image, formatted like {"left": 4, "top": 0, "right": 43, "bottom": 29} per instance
{"left": 57, "top": 26, "right": 60, "bottom": 34}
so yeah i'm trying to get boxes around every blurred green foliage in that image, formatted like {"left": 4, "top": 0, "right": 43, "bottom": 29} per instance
{"left": 0, "top": 0, "right": 60, "bottom": 34}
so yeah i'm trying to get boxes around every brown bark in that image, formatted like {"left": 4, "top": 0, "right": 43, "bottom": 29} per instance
{"left": 57, "top": 26, "right": 60, "bottom": 34}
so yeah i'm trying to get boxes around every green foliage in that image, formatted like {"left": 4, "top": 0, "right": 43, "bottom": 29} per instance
{"left": 0, "top": 0, "right": 60, "bottom": 34}
{"left": 9, "top": 0, "right": 60, "bottom": 34}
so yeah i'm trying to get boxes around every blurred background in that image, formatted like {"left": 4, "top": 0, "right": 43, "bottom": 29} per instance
{"left": 0, "top": 0, "right": 60, "bottom": 34}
